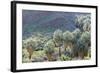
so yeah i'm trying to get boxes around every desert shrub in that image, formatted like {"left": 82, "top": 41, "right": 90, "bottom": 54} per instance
{"left": 31, "top": 50, "right": 47, "bottom": 62}
{"left": 60, "top": 54, "right": 72, "bottom": 61}
{"left": 22, "top": 49, "right": 31, "bottom": 63}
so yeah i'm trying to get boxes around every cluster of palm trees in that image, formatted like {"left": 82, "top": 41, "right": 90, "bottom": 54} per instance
{"left": 22, "top": 14, "right": 91, "bottom": 62}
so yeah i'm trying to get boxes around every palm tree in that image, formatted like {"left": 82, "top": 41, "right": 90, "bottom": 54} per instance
{"left": 26, "top": 40, "right": 36, "bottom": 59}
{"left": 72, "top": 29, "right": 81, "bottom": 57}
{"left": 77, "top": 31, "right": 90, "bottom": 59}
{"left": 53, "top": 29, "right": 63, "bottom": 57}
{"left": 75, "top": 15, "right": 91, "bottom": 32}
{"left": 44, "top": 40, "right": 55, "bottom": 61}
{"left": 63, "top": 31, "right": 73, "bottom": 52}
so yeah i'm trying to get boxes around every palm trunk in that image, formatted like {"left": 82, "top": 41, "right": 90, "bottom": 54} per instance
{"left": 27, "top": 48, "right": 33, "bottom": 59}
{"left": 64, "top": 43, "right": 67, "bottom": 52}
{"left": 47, "top": 53, "right": 52, "bottom": 61}
{"left": 59, "top": 47, "right": 61, "bottom": 57}
{"left": 78, "top": 52, "right": 84, "bottom": 59}
{"left": 29, "top": 54, "right": 32, "bottom": 59}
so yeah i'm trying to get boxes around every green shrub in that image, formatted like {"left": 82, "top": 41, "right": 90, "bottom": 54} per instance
{"left": 60, "top": 54, "right": 72, "bottom": 61}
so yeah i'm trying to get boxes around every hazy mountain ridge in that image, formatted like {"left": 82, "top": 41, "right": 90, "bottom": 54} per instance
{"left": 22, "top": 10, "right": 89, "bottom": 39}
